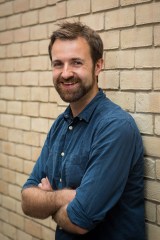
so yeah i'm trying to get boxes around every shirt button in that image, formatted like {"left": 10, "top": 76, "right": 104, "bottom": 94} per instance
{"left": 69, "top": 125, "right": 73, "bottom": 130}
{"left": 60, "top": 178, "right": 62, "bottom": 182}
{"left": 61, "top": 152, "right": 64, "bottom": 156}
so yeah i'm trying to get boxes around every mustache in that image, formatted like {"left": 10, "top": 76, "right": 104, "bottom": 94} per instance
{"left": 57, "top": 75, "right": 80, "bottom": 84}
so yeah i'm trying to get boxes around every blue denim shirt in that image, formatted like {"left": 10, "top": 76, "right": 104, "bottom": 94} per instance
{"left": 23, "top": 89, "right": 145, "bottom": 240}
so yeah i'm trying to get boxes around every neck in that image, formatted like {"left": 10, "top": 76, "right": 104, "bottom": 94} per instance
{"left": 70, "top": 87, "right": 99, "bottom": 117}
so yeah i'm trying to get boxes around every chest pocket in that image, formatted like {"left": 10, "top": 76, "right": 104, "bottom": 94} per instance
{"left": 63, "top": 154, "right": 89, "bottom": 189}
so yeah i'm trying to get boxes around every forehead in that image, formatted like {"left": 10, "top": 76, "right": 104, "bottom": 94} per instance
{"left": 51, "top": 37, "right": 91, "bottom": 60}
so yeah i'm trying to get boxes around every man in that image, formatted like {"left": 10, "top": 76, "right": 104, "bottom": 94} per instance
{"left": 22, "top": 22, "right": 145, "bottom": 240}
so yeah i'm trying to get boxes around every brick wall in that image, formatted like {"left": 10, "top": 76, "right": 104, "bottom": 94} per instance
{"left": 0, "top": 0, "right": 160, "bottom": 239}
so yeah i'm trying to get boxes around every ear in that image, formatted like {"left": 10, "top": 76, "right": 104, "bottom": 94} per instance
{"left": 95, "top": 58, "right": 104, "bottom": 76}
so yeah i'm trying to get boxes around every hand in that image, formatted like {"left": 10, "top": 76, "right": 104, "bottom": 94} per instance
{"left": 38, "top": 177, "right": 53, "bottom": 191}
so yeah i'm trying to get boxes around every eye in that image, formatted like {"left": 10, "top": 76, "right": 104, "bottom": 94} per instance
{"left": 52, "top": 61, "right": 63, "bottom": 69}
{"left": 72, "top": 59, "right": 83, "bottom": 67}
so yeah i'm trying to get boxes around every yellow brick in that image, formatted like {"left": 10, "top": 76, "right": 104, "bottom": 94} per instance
{"left": 39, "top": 71, "right": 52, "bottom": 86}
{"left": 135, "top": 49, "right": 160, "bottom": 68}
{"left": 157, "top": 205, "right": 160, "bottom": 225}
{"left": 0, "top": 59, "right": 14, "bottom": 72}
{"left": 16, "top": 143, "right": 31, "bottom": 160}
{"left": 17, "top": 229, "right": 32, "bottom": 240}
{"left": 121, "top": 26, "right": 152, "bottom": 49}
{"left": 31, "top": 87, "right": 48, "bottom": 102}
{"left": 40, "top": 103, "right": 58, "bottom": 118}
{"left": 105, "top": 50, "right": 134, "bottom": 69}
{"left": 23, "top": 131, "right": 40, "bottom": 146}
{"left": 22, "top": 10, "right": 38, "bottom": 26}
{"left": 136, "top": 2, "right": 160, "bottom": 25}
{"left": 0, "top": 180, "right": 8, "bottom": 195}
{"left": 15, "top": 116, "right": 31, "bottom": 130}
{"left": 121, "top": 0, "right": 151, "bottom": 5}
{"left": 31, "top": 118, "right": 49, "bottom": 133}
{"left": 7, "top": 43, "right": 21, "bottom": 58}
{"left": 56, "top": 1, "right": 67, "bottom": 20}
{"left": 120, "top": 70, "right": 152, "bottom": 90}
{"left": 2, "top": 222, "right": 16, "bottom": 240}
{"left": 156, "top": 160, "right": 160, "bottom": 180}
{"left": 15, "top": 87, "right": 31, "bottom": 101}
{"left": 8, "top": 156, "right": 23, "bottom": 172}
{"left": 145, "top": 200, "right": 156, "bottom": 222}
{"left": 14, "top": 57, "right": 30, "bottom": 71}
{"left": 39, "top": 40, "right": 49, "bottom": 55}
{"left": 145, "top": 180, "right": 160, "bottom": 201}
{"left": 0, "top": 207, "right": 9, "bottom": 222}
{"left": 1, "top": 169, "right": 16, "bottom": 183}
{"left": 80, "top": 13, "right": 104, "bottom": 31}
{"left": 30, "top": 25, "right": 48, "bottom": 40}
{"left": 155, "top": 116, "right": 160, "bottom": 135}
{"left": 67, "top": 0, "right": 90, "bottom": 17}
{"left": 92, "top": 0, "right": 119, "bottom": 12}
{"left": 8, "top": 129, "right": 23, "bottom": 143}
{"left": 146, "top": 223, "right": 160, "bottom": 240}
{"left": 0, "top": 1, "right": 13, "bottom": 17}
{"left": 0, "top": 30, "right": 13, "bottom": 44}
{"left": 0, "top": 73, "right": 5, "bottom": 85}
{"left": 31, "top": 56, "right": 49, "bottom": 70}
{"left": 0, "top": 126, "right": 8, "bottom": 140}
{"left": 49, "top": 87, "right": 67, "bottom": 106}
{"left": 8, "top": 212, "right": 24, "bottom": 230}
{"left": 6, "top": 72, "right": 21, "bottom": 86}
{"left": 0, "top": 45, "right": 6, "bottom": 58}
{"left": 25, "top": 218, "right": 42, "bottom": 238}
{"left": 8, "top": 184, "right": 21, "bottom": 200}
{"left": 99, "top": 70, "right": 119, "bottom": 90}
{"left": 6, "top": 14, "right": 21, "bottom": 29}
{"left": 24, "top": 160, "right": 35, "bottom": 174}
{"left": 153, "top": 70, "right": 160, "bottom": 90}
{"left": 154, "top": 25, "right": 160, "bottom": 46}
{"left": 1, "top": 114, "right": 14, "bottom": 128}
{"left": 105, "top": 7, "right": 134, "bottom": 30}
{"left": 22, "top": 41, "right": 39, "bottom": 56}
{"left": 31, "top": 146, "right": 42, "bottom": 161}
{"left": 7, "top": 101, "right": 22, "bottom": 114}
{"left": 132, "top": 113, "right": 153, "bottom": 135}
{"left": 30, "top": 0, "right": 47, "bottom": 9}
{"left": 13, "top": 0, "right": 29, "bottom": 13}
{"left": 143, "top": 136, "right": 160, "bottom": 158}
{"left": 136, "top": 93, "right": 160, "bottom": 113}
{"left": 39, "top": 6, "right": 56, "bottom": 23}
{"left": 144, "top": 158, "right": 155, "bottom": 179}
{"left": 106, "top": 91, "right": 135, "bottom": 112}
{"left": 1, "top": 141, "right": 15, "bottom": 156}
{"left": 14, "top": 27, "right": 30, "bottom": 42}
{"left": 22, "top": 102, "right": 39, "bottom": 117}
{"left": 100, "top": 30, "right": 119, "bottom": 50}
{"left": 2, "top": 196, "right": 16, "bottom": 211}
{"left": 22, "top": 71, "right": 39, "bottom": 86}
{"left": 16, "top": 172, "right": 28, "bottom": 187}
{"left": 0, "top": 100, "right": 7, "bottom": 113}
{"left": 0, "top": 18, "right": 6, "bottom": 31}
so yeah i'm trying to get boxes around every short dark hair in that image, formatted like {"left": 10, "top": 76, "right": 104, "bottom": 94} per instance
{"left": 48, "top": 21, "right": 103, "bottom": 66}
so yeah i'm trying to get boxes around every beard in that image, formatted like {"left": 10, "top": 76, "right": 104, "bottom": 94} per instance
{"left": 53, "top": 74, "right": 95, "bottom": 103}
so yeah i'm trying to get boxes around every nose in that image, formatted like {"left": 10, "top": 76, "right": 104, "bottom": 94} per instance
{"left": 61, "top": 64, "right": 74, "bottom": 79}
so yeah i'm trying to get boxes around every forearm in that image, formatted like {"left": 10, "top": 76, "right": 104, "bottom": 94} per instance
{"left": 53, "top": 205, "right": 88, "bottom": 235}
{"left": 21, "top": 187, "right": 76, "bottom": 219}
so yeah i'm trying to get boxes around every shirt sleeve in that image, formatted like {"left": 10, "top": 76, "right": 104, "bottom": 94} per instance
{"left": 67, "top": 117, "right": 141, "bottom": 230}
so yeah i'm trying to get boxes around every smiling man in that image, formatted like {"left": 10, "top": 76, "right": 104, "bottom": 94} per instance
{"left": 21, "top": 22, "right": 145, "bottom": 240}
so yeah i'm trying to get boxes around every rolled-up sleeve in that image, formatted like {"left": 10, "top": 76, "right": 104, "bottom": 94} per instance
{"left": 67, "top": 118, "right": 138, "bottom": 230}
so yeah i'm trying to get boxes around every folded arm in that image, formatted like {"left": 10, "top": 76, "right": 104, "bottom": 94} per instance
{"left": 21, "top": 177, "right": 88, "bottom": 234}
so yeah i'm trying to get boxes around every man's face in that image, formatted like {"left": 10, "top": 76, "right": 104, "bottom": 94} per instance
{"left": 51, "top": 37, "right": 102, "bottom": 103}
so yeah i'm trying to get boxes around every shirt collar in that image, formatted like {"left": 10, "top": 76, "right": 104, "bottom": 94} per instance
{"left": 63, "top": 89, "right": 105, "bottom": 123}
